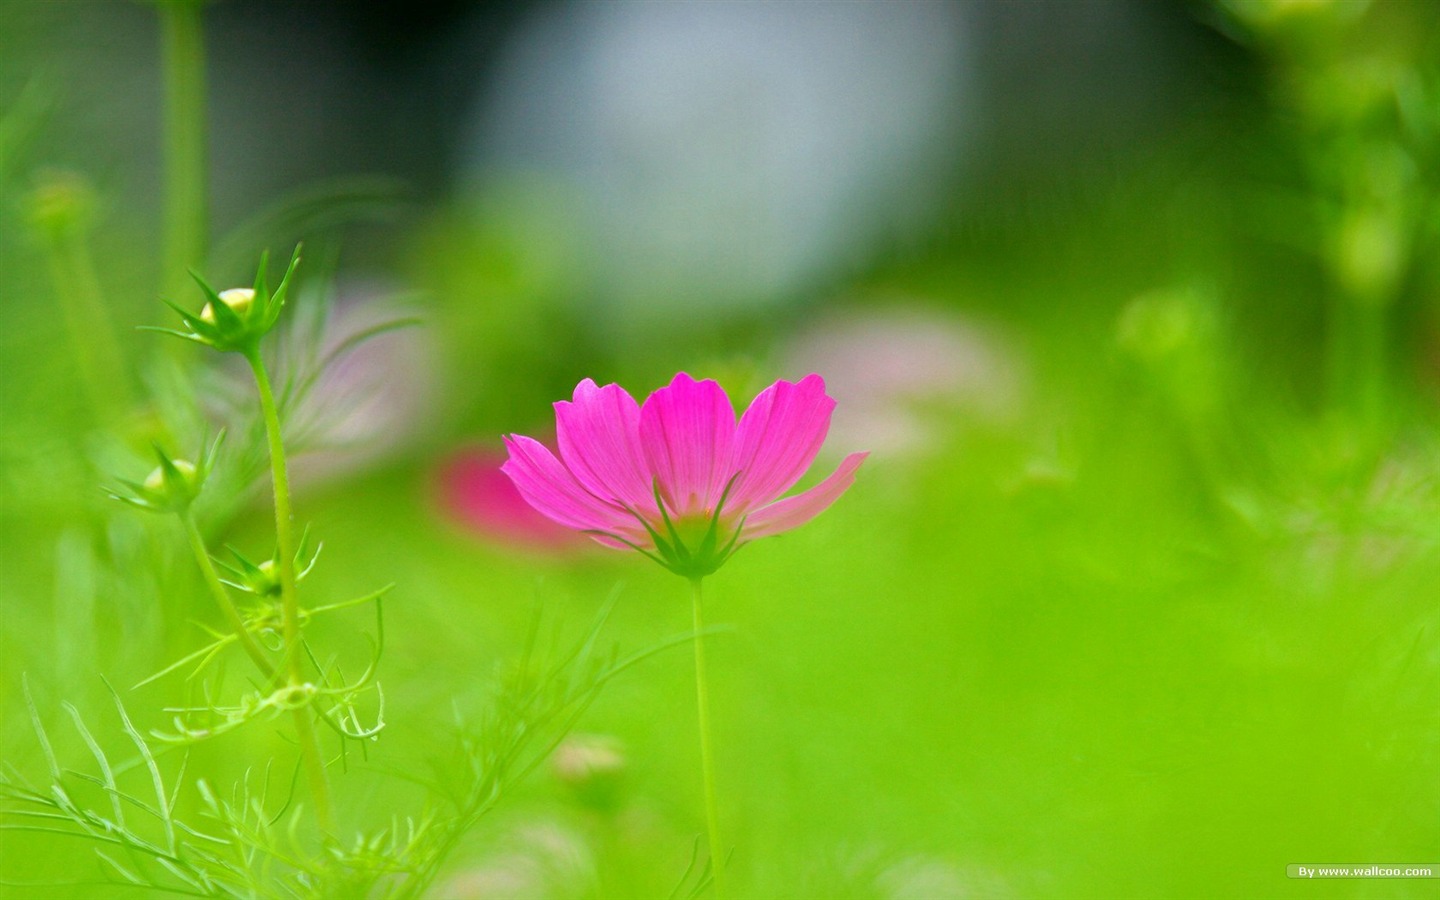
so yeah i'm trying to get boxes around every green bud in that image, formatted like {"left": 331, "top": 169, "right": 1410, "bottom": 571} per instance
{"left": 24, "top": 170, "right": 96, "bottom": 242}
{"left": 143, "top": 458, "right": 197, "bottom": 493}
{"left": 146, "top": 246, "right": 302, "bottom": 354}
{"left": 1115, "top": 287, "right": 1224, "bottom": 421}
{"left": 1116, "top": 291, "right": 1200, "bottom": 364}
{"left": 1333, "top": 207, "right": 1405, "bottom": 305}
{"left": 109, "top": 433, "right": 224, "bottom": 514}
{"left": 551, "top": 734, "right": 626, "bottom": 812}
{"left": 200, "top": 288, "right": 256, "bottom": 326}
{"left": 217, "top": 526, "right": 321, "bottom": 596}
{"left": 254, "top": 559, "right": 280, "bottom": 593}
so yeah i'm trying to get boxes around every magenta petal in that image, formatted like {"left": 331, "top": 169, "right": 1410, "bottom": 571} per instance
{"left": 555, "top": 379, "right": 656, "bottom": 514}
{"left": 740, "top": 452, "right": 868, "bottom": 540}
{"left": 501, "top": 435, "right": 646, "bottom": 542}
{"left": 639, "top": 373, "right": 737, "bottom": 517}
{"left": 728, "top": 374, "right": 835, "bottom": 514}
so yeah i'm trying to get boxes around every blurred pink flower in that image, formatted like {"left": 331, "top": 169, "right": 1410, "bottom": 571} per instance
{"left": 502, "top": 372, "right": 867, "bottom": 577}
{"left": 437, "top": 447, "right": 578, "bottom": 550}
{"left": 783, "top": 308, "right": 1026, "bottom": 458}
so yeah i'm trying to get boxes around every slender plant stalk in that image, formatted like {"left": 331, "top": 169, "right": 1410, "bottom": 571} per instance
{"left": 159, "top": 0, "right": 208, "bottom": 297}
{"left": 690, "top": 577, "right": 727, "bottom": 899}
{"left": 39, "top": 215, "right": 132, "bottom": 420}
{"left": 245, "top": 347, "right": 337, "bottom": 836}
{"left": 1326, "top": 291, "right": 1387, "bottom": 428}
{"left": 179, "top": 510, "right": 275, "bottom": 680}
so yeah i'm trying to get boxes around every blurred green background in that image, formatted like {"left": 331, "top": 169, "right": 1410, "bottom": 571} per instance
{"left": 2, "top": 1, "right": 1438, "bottom": 897}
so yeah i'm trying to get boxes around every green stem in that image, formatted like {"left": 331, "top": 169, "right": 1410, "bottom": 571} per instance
{"left": 159, "top": 0, "right": 208, "bottom": 296}
{"left": 245, "top": 352, "right": 301, "bottom": 667}
{"left": 246, "top": 348, "right": 337, "bottom": 836}
{"left": 38, "top": 218, "right": 132, "bottom": 422}
{"left": 179, "top": 510, "right": 275, "bottom": 680}
{"left": 690, "top": 577, "right": 727, "bottom": 898}
{"left": 1325, "top": 291, "right": 1388, "bottom": 432}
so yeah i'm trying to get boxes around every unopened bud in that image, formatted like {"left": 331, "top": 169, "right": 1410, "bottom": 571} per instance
{"left": 551, "top": 734, "right": 625, "bottom": 811}
{"left": 1116, "top": 292, "right": 1197, "bottom": 363}
{"left": 110, "top": 434, "right": 224, "bottom": 515}
{"left": 1333, "top": 208, "right": 1405, "bottom": 305}
{"left": 158, "top": 247, "right": 301, "bottom": 354}
{"left": 136, "top": 459, "right": 203, "bottom": 512}
{"left": 201, "top": 288, "right": 256, "bottom": 325}
{"left": 144, "top": 459, "right": 196, "bottom": 492}
{"left": 253, "top": 559, "right": 281, "bottom": 596}
{"left": 24, "top": 170, "right": 96, "bottom": 241}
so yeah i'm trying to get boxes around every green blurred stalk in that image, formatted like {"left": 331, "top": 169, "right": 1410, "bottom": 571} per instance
{"left": 33, "top": 185, "right": 134, "bottom": 421}
{"left": 159, "top": 0, "right": 208, "bottom": 296}
{"left": 1326, "top": 292, "right": 1387, "bottom": 429}
{"left": 691, "top": 577, "right": 727, "bottom": 899}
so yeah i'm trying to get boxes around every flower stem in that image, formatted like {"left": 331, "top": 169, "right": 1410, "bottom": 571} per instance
{"left": 1326, "top": 290, "right": 1388, "bottom": 429}
{"left": 690, "top": 577, "right": 727, "bottom": 898}
{"left": 159, "top": 0, "right": 208, "bottom": 297}
{"left": 179, "top": 510, "right": 275, "bottom": 680}
{"left": 40, "top": 219, "right": 133, "bottom": 422}
{"left": 246, "top": 348, "right": 337, "bottom": 836}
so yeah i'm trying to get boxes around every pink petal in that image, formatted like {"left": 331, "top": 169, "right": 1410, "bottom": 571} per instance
{"left": 639, "top": 373, "right": 737, "bottom": 517}
{"left": 555, "top": 379, "right": 657, "bottom": 514}
{"left": 501, "top": 435, "right": 647, "bottom": 543}
{"left": 728, "top": 374, "right": 835, "bottom": 514}
{"left": 740, "top": 452, "right": 868, "bottom": 540}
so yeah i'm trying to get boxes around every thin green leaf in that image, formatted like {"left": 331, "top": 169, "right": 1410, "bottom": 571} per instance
{"left": 105, "top": 679, "right": 176, "bottom": 854}
{"left": 133, "top": 636, "right": 235, "bottom": 689}
{"left": 23, "top": 675, "right": 60, "bottom": 781}
{"left": 64, "top": 703, "right": 124, "bottom": 828}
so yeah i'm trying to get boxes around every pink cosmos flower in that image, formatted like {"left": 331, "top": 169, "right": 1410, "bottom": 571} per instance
{"left": 502, "top": 372, "right": 867, "bottom": 577}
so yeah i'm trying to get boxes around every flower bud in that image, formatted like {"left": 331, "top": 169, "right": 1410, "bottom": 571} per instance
{"left": 1115, "top": 287, "right": 1224, "bottom": 422}
{"left": 253, "top": 559, "right": 280, "bottom": 595}
{"left": 109, "top": 433, "right": 224, "bottom": 515}
{"left": 144, "top": 458, "right": 196, "bottom": 492}
{"left": 151, "top": 247, "right": 301, "bottom": 354}
{"left": 137, "top": 458, "right": 202, "bottom": 512}
{"left": 217, "top": 528, "right": 320, "bottom": 596}
{"left": 1116, "top": 291, "right": 1197, "bottom": 363}
{"left": 201, "top": 288, "right": 256, "bottom": 326}
{"left": 24, "top": 170, "right": 96, "bottom": 242}
{"left": 551, "top": 734, "right": 626, "bottom": 811}
{"left": 1332, "top": 207, "right": 1406, "bottom": 306}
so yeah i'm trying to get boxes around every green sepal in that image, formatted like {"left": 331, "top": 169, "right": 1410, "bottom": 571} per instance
{"left": 216, "top": 521, "right": 321, "bottom": 596}
{"left": 156, "top": 245, "right": 303, "bottom": 354}
{"left": 264, "top": 245, "right": 303, "bottom": 331}
{"left": 106, "top": 431, "right": 224, "bottom": 515}
{"left": 616, "top": 478, "right": 746, "bottom": 579}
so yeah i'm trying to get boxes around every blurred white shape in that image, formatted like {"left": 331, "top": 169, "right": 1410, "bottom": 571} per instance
{"left": 781, "top": 306, "right": 1027, "bottom": 458}
{"left": 439, "top": 821, "right": 594, "bottom": 900}
{"left": 467, "top": 0, "right": 969, "bottom": 322}
{"left": 284, "top": 282, "right": 438, "bottom": 487}
{"left": 878, "top": 856, "right": 1015, "bottom": 900}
